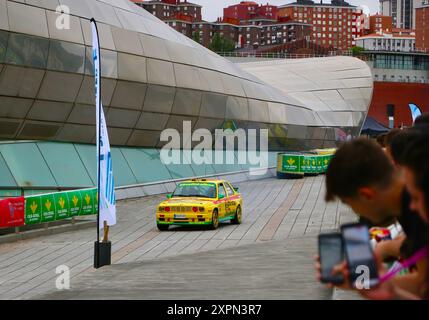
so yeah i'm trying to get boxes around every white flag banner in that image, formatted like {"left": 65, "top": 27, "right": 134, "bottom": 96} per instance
{"left": 91, "top": 19, "right": 116, "bottom": 230}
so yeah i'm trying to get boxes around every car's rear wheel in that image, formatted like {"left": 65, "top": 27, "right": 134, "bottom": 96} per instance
{"left": 157, "top": 224, "right": 169, "bottom": 231}
{"left": 210, "top": 209, "right": 219, "bottom": 230}
{"left": 231, "top": 206, "right": 242, "bottom": 225}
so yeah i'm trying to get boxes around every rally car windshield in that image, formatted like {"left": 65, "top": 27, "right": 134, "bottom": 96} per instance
{"left": 172, "top": 183, "right": 217, "bottom": 199}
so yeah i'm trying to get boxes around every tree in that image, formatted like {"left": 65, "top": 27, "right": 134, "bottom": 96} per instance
{"left": 351, "top": 46, "right": 365, "bottom": 56}
{"left": 192, "top": 31, "right": 201, "bottom": 44}
{"left": 209, "top": 32, "right": 235, "bottom": 53}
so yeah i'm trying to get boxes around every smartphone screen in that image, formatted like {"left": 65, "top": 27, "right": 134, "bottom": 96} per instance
{"left": 318, "top": 233, "right": 344, "bottom": 284}
{"left": 341, "top": 223, "right": 379, "bottom": 288}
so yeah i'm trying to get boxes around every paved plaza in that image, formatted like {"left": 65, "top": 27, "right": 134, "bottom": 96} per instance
{"left": 0, "top": 176, "right": 357, "bottom": 299}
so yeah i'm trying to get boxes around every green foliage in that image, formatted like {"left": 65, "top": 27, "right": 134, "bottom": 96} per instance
{"left": 351, "top": 46, "right": 365, "bottom": 56}
{"left": 209, "top": 32, "right": 236, "bottom": 52}
{"left": 192, "top": 31, "right": 201, "bottom": 44}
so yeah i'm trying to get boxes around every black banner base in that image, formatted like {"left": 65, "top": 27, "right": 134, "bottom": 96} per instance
{"left": 94, "top": 241, "right": 111, "bottom": 269}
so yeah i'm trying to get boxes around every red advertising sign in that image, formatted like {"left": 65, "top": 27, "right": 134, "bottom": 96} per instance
{"left": 0, "top": 197, "right": 25, "bottom": 228}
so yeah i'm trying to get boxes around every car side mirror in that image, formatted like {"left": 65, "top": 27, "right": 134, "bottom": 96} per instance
{"left": 233, "top": 187, "right": 239, "bottom": 193}
{"left": 166, "top": 193, "right": 172, "bottom": 199}
{"left": 218, "top": 194, "right": 225, "bottom": 199}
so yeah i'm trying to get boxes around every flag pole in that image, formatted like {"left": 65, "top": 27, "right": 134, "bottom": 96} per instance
{"left": 91, "top": 18, "right": 116, "bottom": 269}
{"left": 92, "top": 18, "right": 102, "bottom": 269}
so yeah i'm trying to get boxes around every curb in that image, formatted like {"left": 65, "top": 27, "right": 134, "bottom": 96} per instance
{"left": 0, "top": 220, "right": 96, "bottom": 245}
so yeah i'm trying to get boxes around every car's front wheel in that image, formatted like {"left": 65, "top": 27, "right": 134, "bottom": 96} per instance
{"left": 231, "top": 206, "right": 242, "bottom": 225}
{"left": 157, "top": 224, "right": 169, "bottom": 231}
{"left": 210, "top": 209, "right": 219, "bottom": 230}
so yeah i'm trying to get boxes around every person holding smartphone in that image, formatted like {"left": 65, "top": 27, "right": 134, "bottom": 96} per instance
{"left": 391, "top": 128, "right": 429, "bottom": 299}
{"left": 315, "top": 137, "right": 429, "bottom": 298}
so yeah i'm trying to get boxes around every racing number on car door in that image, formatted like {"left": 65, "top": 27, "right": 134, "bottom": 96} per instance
{"left": 218, "top": 184, "right": 228, "bottom": 218}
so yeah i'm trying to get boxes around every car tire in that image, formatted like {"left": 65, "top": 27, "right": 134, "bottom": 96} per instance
{"left": 231, "top": 206, "right": 242, "bottom": 225}
{"left": 210, "top": 209, "right": 219, "bottom": 230}
{"left": 157, "top": 224, "right": 169, "bottom": 231}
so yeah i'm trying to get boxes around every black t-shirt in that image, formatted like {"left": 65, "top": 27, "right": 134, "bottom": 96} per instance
{"left": 398, "top": 190, "right": 429, "bottom": 259}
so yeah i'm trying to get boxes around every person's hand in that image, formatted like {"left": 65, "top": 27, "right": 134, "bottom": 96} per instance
{"left": 358, "top": 252, "right": 395, "bottom": 300}
{"left": 374, "top": 241, "right": 386, "bottom": 263}
{"left": 314, "top": 255, "right": 352, "bottom": 290}
{"left": 330, "top": 260, "right": 353, "bottom": 290}
{"left": 359, "top": 280, "right": 397, "bottom": 300}
{"left": 315, "top": 255, "right": 322, "bottom": 282}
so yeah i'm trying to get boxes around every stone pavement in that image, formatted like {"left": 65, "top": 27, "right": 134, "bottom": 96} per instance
{"left": 41, "top": 237, "right": 331, "bottom": 300}
{"left": 0, "top": 176, "right": 357, "bottom": 299}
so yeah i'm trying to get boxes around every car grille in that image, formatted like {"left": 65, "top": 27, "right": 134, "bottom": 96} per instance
{"left": 170, "top": 206, "right": 192, "bottom": 212}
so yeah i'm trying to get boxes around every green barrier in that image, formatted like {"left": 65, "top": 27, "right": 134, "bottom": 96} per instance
{"left": 25, "top": 188, "right": 98, "bottom": 225}
{"left": 277, "top": 149, "right": 335, "bottom": 179}
{"left": 280, "top": 154, "right": 301, "bottom": 173}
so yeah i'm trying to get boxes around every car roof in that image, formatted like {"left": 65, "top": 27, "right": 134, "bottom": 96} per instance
{"left": 180, "top": 179, "right": 226, "bottom": 184}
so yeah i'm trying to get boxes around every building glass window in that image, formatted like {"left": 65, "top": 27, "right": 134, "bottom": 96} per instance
{"left": 47, "top": 40, "right": 85, "bottom": 74}
{"left": 0, "top": 30, "right": 8, "bottom": 63}
{"left": 0, "top": 143, "right": 57, "bottom": 187}
{"left": 5, "top": 33, "right": 49, "bottom": 69}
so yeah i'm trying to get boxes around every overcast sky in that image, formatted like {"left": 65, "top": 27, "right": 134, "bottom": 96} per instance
{"left": 189, "top": 1, "right": 379, "bottom": 22}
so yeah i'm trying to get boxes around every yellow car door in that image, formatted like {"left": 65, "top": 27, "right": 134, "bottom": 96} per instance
{"left": 224, "top": 182, "right": 237, "bottom": 217}
{"left": 217, "top": 183, "right": 228, "bottom": 219}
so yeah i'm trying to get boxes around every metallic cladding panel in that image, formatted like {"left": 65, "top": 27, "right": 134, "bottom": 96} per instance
{"left": 0, "top": 0, "right": 373, "bottom": 150}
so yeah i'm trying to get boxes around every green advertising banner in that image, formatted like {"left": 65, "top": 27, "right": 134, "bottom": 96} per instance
{"left": 24, "top": 188, "right": 98, "bottom": 225}
{"left": 301, "top": 155, "right": 315, "bottom": 174}
{"left": 54, "top": 193, "right": 70, "bottom": 220}
{"left": 316, "top": 156, "right": 324, "bottom": 173}
{"left": 25, "top": 196, "right": 42, "bottom": 225}
{"left": 80, "top": 189, "right": 97, "bottom": 216}
{"left": 322, "top": 155, "right": 331, "bottom": 172}
{"left": 40, "top": 194, "right": 56, "bottom": 223}
{"left": 281, "top": 154, "right": 301, "bottom": 173}
{"left": 277, "top": 150, "right": 335, "bottom": 177}
{"left": 68, "top": 190, "right": 83, "bottom": 217}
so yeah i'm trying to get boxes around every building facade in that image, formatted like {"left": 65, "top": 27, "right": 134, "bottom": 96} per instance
{"left": 223, "top": 1, "right": 278, "bottom": 22}
{"left": 379, "top": 0, "right": 421, "bottom": 29}
{"left": 369, "top": 14, "right": 394, "bottom": 34}
{"left": 132, "top": 0, "right": 202, "bottom": 22}
{"left": 278, "top": 0, "right": 362, "bottom": 51}
{"left": 165, "top": 20, "right": 312, "bottom": 49}
{"left": 415, "top": 1, "right": 429, "bottom": 52}
{"left": 369, "top": 81, "right": 429, "bottom": 127}
{"left": 356, "top": 31, "right": 415, "bottom": 52}
{"left": 134, "top": 0, "right": 311, "bottom": 50}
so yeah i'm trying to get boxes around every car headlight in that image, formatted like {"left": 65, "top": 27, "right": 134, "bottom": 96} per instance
{"left": 158, "top": 206, "right": 165, "bottom": 212}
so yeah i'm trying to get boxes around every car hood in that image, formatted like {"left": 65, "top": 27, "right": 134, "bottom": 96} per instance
{"left": 159, "top": 198, "right": 216, "bottom": 206}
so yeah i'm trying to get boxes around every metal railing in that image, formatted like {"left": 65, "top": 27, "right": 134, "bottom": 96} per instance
{"left": 217, "top": 51, "right": 352, "bottom": 59}
{"left": 0, "top": 186, "right": 91, "bottom": 197}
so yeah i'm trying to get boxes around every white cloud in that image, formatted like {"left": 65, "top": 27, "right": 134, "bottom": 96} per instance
{"left": 189, "top": 1, "right": 379, "bottom": 22}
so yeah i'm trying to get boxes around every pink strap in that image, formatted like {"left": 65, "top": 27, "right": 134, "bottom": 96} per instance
{"left": 379, "top": 246, "right": 429, "bottom": 283}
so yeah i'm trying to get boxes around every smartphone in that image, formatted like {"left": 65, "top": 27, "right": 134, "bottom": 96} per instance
{"left": 318, "top": 233, "right": 345, "bottom": 284}
{"left": 341, "top": 223, "right": 379, "bottom": 288}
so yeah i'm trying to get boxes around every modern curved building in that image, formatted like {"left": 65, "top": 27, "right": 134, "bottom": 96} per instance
{"left": 0, "top": 0, "right": 373, "bottom": 196}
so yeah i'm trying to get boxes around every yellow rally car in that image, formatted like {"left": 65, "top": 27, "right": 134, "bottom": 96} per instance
{"left": 156, "top": 179, "right": 243, "bottom": 231}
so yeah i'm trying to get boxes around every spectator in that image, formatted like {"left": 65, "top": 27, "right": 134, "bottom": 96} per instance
{"left": 376, "top": 133, "right": 387, "bottom": 148}
{"left": 361, "top": 129, "right": 429, "bottom": 299}
{"left": 319, "top": 138, "right": 429, "bottom": 298}
{"left": 384, "top": 129, "right": 401, "bottom": 164}
{"left": 399, "top": 132, "right": 429, "bottom": 298}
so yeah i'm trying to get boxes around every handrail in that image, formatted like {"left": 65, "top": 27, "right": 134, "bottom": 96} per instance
{"left": 217, "top": 51, "right": 352, "bottom": 59}
{"left": 0, "top": 186, "right": 91, "bottom": 197}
